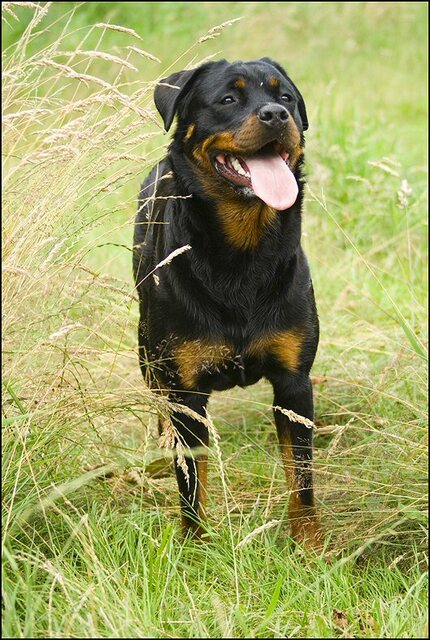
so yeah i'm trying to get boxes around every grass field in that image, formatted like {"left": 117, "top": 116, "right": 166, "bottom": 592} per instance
{"left": 2, "top": 2, "right": 428, "bottom": 638}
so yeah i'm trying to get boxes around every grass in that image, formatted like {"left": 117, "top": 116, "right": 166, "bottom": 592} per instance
{"left": 2, "top": 2, "right": 428, "bottom": 638}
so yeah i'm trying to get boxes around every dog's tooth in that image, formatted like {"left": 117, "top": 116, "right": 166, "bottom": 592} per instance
{"left": 238, "top": 161, "right": 249, "bottom": 177}
{"left": 240, "top": 164, "right": 250, "bottom": 178}
{"left": 236, "top": 160, "right": 248, "bottom": 176}
{"left": 231, "top": 157, "right": 242, "bottom": 173}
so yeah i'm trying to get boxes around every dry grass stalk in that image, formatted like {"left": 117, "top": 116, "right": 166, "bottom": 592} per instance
{"left": 154, "top": 245, "right": 192, "bottom": 270}
{"left": 236, "top": 520, "right": 281, "bottom": 549}
{"left": 59, "top": 50, "right": 139, "bottom": 71}
{"left": 126, "top": 46, "right": 161, "bottom": 63}
{"left": 134, "top": 245, "right": 192, "bottom": 289}
{"left": 175, "top": 441, "right": 190, "bottom": 488}
{"left": 198, "top": 18, "right": 241, "bottom": 43}
{"left": 4, "top": 2, "right": 41, "bottom": 8}
{"left": 95, "top": 22, "right": 142, "bottom": 40}
{"left": 272, "top": 405, "right": 314, "bottom": 428}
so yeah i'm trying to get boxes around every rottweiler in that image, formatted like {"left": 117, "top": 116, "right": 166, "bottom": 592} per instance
{"left": 133, "top": 57, "right": 322, "bottom": 549}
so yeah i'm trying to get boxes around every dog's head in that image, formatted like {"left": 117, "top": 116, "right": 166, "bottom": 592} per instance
{"left": 154, "top": 58, "right": 308, "bottom": 211}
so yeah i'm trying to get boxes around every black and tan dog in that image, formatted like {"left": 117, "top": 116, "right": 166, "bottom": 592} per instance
{"left": 133, "top": 58, "right": 322, "bottom": 549}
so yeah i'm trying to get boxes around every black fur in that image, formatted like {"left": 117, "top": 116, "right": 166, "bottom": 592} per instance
{"left": 133, "top": 58, "right": 322, "bottom": 545}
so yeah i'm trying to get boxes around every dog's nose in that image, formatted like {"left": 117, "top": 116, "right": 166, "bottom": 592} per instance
{"left": 258, "top": 103, "right": 289, "bottom": 127}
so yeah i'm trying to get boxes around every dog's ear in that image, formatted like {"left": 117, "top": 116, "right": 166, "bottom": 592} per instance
{"left": 259, "top": 57, "right": 309, "bottom": 131}
{"left": 287, "top": 77, "right": 309, "bottom": 132}
{"left": 154, "top": 68, "right": 203, "bottom": 132}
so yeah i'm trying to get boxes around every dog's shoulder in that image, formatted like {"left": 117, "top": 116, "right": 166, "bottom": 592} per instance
{"left": 133, "top": 158, "right": 176, "bottom": 283}
{"left": 136, "top": 158, "right": 173, "bottom": 234}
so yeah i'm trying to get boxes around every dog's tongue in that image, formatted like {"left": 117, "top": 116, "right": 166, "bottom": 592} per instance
{"left": 245, "top": 151, "right": 298, "bottom": 211}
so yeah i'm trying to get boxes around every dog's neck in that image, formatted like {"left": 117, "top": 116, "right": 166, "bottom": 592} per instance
{"left": 168, "top": 147, "right": 305, "bottom": 256}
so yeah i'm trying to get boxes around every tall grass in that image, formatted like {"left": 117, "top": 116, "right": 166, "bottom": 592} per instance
{"left": 2, "top": 2, "right": 171, "bottom": 591}
{"left": 2, "top": 3, "right": 428, "bottom": 638}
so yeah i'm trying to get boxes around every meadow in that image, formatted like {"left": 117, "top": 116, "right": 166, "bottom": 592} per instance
{"left": 2, "top": 2, "right": 428, "bottom": 637}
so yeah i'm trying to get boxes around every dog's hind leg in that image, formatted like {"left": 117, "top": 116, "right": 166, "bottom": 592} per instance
{"left": 270, "top": 374, "right": 323, "bottom": 550}
{"left": 171, "top": 392, "right": 209, "bottom": 538}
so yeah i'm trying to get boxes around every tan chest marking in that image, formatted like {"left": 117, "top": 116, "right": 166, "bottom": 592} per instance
{"left": 217, "top": 200, "right": 276, "bottom": 250}
{"left": 247, "top": 329, "right": 304, "bottom": 372}
{"left": 191, "top": 118, "right": 304, "bottom": 250}
{"left": 193, "top": 130, "right": 277, "bottom": 250}
{"left": 174, "top": 340, "right": 233, "bottom": 389}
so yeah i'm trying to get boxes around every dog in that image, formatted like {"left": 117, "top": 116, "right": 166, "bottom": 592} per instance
{"left": 133, "top": 57, "right": 322, "bottom": 549}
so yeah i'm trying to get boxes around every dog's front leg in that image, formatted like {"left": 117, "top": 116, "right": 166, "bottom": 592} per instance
{"left": 270, "top": 374, "right": 323, "bottom": 550}
{"left": 171, "top": 392, "right": 209, "bottom": 538}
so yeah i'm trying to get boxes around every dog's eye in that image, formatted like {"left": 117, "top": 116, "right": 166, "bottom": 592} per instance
{"left": 281, "top": 94, "right": 293, "bottom": 102}
{"left": 220, "top": 95, "right": 236, "bottom": 105}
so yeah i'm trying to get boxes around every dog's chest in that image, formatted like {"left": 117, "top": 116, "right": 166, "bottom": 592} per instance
{"left": 172, "top": 325, "right": 304, "bottom": 391}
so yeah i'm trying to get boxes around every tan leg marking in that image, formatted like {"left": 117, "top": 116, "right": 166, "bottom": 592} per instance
{"left": 173, "top": 340, "right": 233, "bottom": 389}
{"left": 248, "top": 329, "right": 305, "bottom": 372}
{"left": 197, "top": 454, "right": 208, "bottom": 518}
{"left": 278, "top": 431, "right": 323, "bottom": 550}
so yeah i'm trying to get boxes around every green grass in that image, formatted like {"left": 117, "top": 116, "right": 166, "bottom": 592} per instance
{"left": 2, "top": 2, "right": 428, "bottom": 638}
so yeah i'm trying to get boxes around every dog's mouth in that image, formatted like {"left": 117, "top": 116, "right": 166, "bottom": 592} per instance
{"left": 213, "top": 142, "right": 298, "bottom": 211}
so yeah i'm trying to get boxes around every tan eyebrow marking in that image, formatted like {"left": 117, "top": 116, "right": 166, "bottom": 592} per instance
{"left": 184, "top": 123, "right": 195, "bottom": 141}
{"left": 269, "top": 76, "right": 280, "bottom": 88}
{"left": 234, "top": 77, "right": 246, "bottom": 89}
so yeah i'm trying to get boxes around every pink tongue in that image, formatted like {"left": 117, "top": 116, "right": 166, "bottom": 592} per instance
{"left": 245, "top": 152, "right": 298, "bottom": 211}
